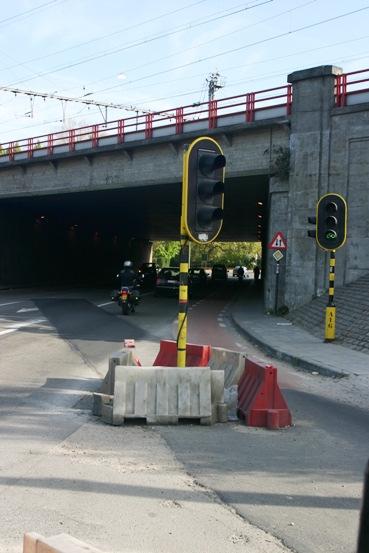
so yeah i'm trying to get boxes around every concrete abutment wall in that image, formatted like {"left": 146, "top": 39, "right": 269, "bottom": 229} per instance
{"left": 279, "top": 65, "right": 369, "bottom": 311}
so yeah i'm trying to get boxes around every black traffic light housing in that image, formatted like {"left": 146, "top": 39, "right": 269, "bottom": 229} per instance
{"left": 184, "top": 136, "right": 226, "bottom": 244}
{"left": 316, "top": 193, "right": 347, "bottom": 250}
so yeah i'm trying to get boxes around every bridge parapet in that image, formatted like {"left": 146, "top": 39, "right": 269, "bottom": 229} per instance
{"left": 0, "top": 85, "right": 292, "bottom": 166}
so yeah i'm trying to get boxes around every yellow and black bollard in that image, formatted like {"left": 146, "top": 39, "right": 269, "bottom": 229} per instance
{"left": 324, "top": 249, "right": 336, "bottom": 341}
{"left": 177, "top": 145, "right": 190, "bottom": 367}
{"left": 177, "top": 232, "right": 190, "bottom": 367}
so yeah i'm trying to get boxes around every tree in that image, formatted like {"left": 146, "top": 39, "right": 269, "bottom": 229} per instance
{"left": 190, "top": 241, "right": 261, "bottom": 268}
{"left": 153, "top": 241, "right": 181, "bottom": 266}
{"left": 152, "top": 240, "right": 261, "bottom": 268}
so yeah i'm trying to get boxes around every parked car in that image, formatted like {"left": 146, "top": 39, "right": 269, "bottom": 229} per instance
{"left": 211, "top": 264, "right": 228, "bottom": 281}
{"left": 155, "top": 267, "right": 180, "bottom": 296}
{"left": 189, "top": 267, "right": 208, "bottom": 289}
{"left": 138, "top": 262, "right": 157, "bottom": 288}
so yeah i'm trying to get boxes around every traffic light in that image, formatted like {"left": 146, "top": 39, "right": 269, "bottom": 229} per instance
{"left": 184, "top": 136, "right": 226, "bottom": 244}
{"left": 316, "top": 193, "right": 347, "bottom": 250}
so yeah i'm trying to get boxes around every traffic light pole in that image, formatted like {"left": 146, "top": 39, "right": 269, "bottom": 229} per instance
{"left": 176, "top": 136, "right": 226, "bottom": 366}
{"left": 325, "top": 249, "right": 336, "bottom": 341}
{"left": 177, "top": 146, "right": 190, "bottom": 368}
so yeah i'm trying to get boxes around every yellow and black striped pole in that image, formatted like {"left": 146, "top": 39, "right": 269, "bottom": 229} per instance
{"left": 325, "top": 249, "right": 336, "bottom": 341}
{"left": 177, "top": 146, "right": 190, "bottom": 367}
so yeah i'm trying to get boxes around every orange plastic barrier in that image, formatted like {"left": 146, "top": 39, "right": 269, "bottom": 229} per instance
{"left": 153, "top": 340, "right": 211, "bottom": 367}
{"left": 237, "top": 358, "right": 292, "bottom": 429}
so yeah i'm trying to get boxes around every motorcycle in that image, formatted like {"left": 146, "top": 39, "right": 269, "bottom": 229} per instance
{"left": 115, "top": 286, "right": 140, "bottom": 315}
{"left": 119, "top": 286, "right": 140, "bottom": 315}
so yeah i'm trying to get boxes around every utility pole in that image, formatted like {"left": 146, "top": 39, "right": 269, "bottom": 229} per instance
{"left": 206, "top": 71, "right": 225, "bottom": 102}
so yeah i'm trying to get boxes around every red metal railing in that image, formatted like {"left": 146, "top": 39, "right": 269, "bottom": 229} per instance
{"left": 1, "top": 68, "right": 368, "bottom": 163}
{"left": 0, "top": 84, "right": 292, "bottom": 162}
{"left": 335, "top": 68, "right": 369, "bottom": 107}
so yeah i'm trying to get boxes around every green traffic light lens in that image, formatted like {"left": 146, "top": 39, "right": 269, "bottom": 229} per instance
{"left": 325, "top": 230, "right": 337, "bottom": 240}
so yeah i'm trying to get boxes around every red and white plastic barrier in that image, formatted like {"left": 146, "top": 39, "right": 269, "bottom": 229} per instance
{"left": 237, "top": 357, "right": 292, "bottom": 429}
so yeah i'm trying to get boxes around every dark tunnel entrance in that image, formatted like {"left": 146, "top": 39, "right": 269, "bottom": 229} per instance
{"left": 0, "top": 174, "right": 269, "bottom": 287}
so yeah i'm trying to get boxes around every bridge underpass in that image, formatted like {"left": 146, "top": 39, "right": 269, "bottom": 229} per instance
{"left": 0, "top": 174, "right": 269, "bottom": 287}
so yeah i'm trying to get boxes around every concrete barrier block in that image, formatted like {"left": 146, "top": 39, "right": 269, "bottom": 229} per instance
{"left": 108, "top": 366, "right": 213, "bottom": 424}
{"left": 92, "top": 393, "right": 112, "bottom": 416}
{"left": 101, "top": 402, "right": 114, "bottom": 425}
{"left": 23, "top": 532, "right": 102, "bottom": 553}
{"left": 217, "top": 402, "right": 228, "bottom": 423}
{"left": 210, "top": 347, "right": 246, "bottom": 387}
{"left": 100, "top": 349, "right": 140, "bottom": 395}
{"left": 210, "top": 370, "right": 225, "bottom": 423}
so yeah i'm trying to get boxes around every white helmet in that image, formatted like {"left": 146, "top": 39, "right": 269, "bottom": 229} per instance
{"left": 123, "top": 260, "right": 133, "bottom": 268}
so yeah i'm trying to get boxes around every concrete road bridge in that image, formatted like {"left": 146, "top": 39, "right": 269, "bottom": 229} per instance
{"left": 0, "top": 64, "right": 368, "bottom": 311}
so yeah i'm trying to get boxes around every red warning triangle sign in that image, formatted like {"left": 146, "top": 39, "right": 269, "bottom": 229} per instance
{"left": 268, "top": 232, "right": 287, "bottom": 250}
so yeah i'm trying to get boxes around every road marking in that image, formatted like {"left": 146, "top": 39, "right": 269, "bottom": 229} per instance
{"left": 219, "top": 323, "right": 227, "bottom": 328}
{"left": 235, "top": 342, "right": 244, "bottom": 348}
{"left": 0, "top": 301, "right": 21, "bottom": 308}
{"left": 97, "top": 301, "right": 114, "bottom": 307}
{"left": 0, "top": 318, "right": 47, "bottom": 336}
{"left": 17, "top": 307, "right": 39, "bottom": 313}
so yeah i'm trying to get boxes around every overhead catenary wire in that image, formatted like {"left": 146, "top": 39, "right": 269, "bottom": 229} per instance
{"left": 2, "top": 43, "right": 369, "bottom": 142}
{"left": 0, "top": 85, "right": 163, "bottom": 116}
{"left": 2, "top": 0, "right": 273, "bottom": 88}
{"left": 0, "top": 0, "right": 211, "bottom": 73}
{"left": 0, "top": 0, "right": 66, "bottom": 29}
{"left": 1, "top": 4, "right": 369, "bottom": 138}
{"left": 86, "top": 5, "right": 369, "bottom": 96}
{"left": 2, "top": 2, "right": 365, "bottom": 116}
{"left": 43, "top": 30, "right": 369, "bottom": 108}
{"left": 54, "top": 0, "right": 314, "bottom": 99}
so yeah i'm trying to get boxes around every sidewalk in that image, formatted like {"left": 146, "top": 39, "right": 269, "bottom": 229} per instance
{"left": 230, "top": 287, "right": 369, "bottom": 378}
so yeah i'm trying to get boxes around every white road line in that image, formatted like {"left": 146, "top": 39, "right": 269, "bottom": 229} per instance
{"left": 7, "top": 318, "right": 46, "bottom": 329}
{"left": 17, "top": 307, "right": 39, "bottom": 313}
{"left": 97, "top": 301, "right": 114, "bottom": 307}
{"left": 0, "top": 301, "right": 21, "bottom": 308}
{"left": 0, "top": 318, "right": 46, "bottom": 336}
{"left": 0, "top": 329, "right": 16, "bottom": 336}
{"left": 219, "top": 323, "right": 227, "bottom": 328}
{"left": 235, "top": 342, "right": 244, "bottom": 348}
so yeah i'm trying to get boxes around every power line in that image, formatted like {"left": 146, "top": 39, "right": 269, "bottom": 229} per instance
{"left": 3, "top": 0, "right": 273, "bottom": 88}
{"left": 89, "top": 5, "right": 369, "bottom": 95}
{"left": 62, "top": 0, "right": 314, "bottom": 98}
{"left": 56, "top": 30, "right": 369, "bottom": 104}
{"left": 0, "top": 0, "right": 66, "bottom": 28}
{"left": 126, "top": 0, "right": 317, "bottom": 76}
{"left": 2, "top": 47, "right": 369, "bottom": 140}
{"left": 0, "top": 0, "right": 210, "bottom": 73}
{"left": 3, "top": 25, "right": 369, "bottom": 128}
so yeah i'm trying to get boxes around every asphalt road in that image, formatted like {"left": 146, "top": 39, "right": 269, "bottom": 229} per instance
{"left": 0, "top": 282, "right": 367, "bottom": 553}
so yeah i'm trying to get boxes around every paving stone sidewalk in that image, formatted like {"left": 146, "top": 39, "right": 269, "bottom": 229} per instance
{"left": 230, "top": 288, "right": 369, "bottom": 378}
{"left": 287, "top": 272, "right": 369, "bottom": 354}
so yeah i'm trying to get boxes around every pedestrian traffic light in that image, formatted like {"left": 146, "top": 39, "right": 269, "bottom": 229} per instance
{"left": 183, "top": 136, "right": 226, "bottom": 244}
{"left": 316, "top": 193, "right": 347, "bottom": 250}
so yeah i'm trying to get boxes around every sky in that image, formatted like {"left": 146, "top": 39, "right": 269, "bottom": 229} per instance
{"left": 0, "top": 0, "right": 369, "bottom": 143}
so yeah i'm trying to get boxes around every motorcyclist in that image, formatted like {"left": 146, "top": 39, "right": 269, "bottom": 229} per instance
{"left": 116, "top": 261, "right": 141, "bottom": 305}
{"left": 118, "top": 260, "right": 137, "bottom": 287}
